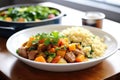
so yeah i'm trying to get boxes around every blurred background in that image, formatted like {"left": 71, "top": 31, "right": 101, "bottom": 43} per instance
{"left": 0, "top": 0, "right": 120, "bottom": 22}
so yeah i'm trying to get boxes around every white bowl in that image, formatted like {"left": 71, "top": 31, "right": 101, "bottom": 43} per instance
{"left": 6, "top": 24, "right": 118, "bottom": 72}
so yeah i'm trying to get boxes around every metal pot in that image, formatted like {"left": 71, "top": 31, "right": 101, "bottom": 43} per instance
{"left": 0, "top": 4, "right": 65, "bottom": 38}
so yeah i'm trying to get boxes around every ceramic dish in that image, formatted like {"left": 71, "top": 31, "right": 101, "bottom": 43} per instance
{"left": 6, "top": 24, "right": 118, "bottom": 72}
{"left": 0, "top": 4, "right": 65, "bottom": 37}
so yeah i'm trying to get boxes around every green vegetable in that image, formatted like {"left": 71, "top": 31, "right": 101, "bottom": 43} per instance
{"left": 16, "top": 49, "right": 19, "bottom": 53}
{"left": 0, "top": 5, "right": 60, "bottom": 22}
{"left": 44, "top": 51, "right": 56, "bottom": 58}
{"left": 90, "top": 49, "right": 94, "bottom": 54}
{"left": 28, "top": 45, "right": 37, "bottom": 51}
{"left": 44, "top": 39, "right": 51, "bottom": 45}
{"left": 49, "top": 53, "right": 56, "bottom": 58}
{"left": 32, "top": 31, "right": 65, "bottom": 46}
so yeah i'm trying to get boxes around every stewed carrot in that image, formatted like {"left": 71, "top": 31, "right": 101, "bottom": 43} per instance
{"left": 34, "top": 56, "right": 46, "bottom": 62}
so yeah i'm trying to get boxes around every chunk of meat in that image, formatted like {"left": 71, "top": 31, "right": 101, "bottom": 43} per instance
{"left": 28, "top": 50, "right": 38, "bottom": 60}
{"left": 37, "top": 44, "right": 48, "bottom": 52}
{"left": 73, "top": 49, "right": 84, "bottom": 56}
{"left": 18, "top": 47, "right": 27, "bottom": 58}
{"left": 64, "top": 52, "right": 75, "bottom": 63}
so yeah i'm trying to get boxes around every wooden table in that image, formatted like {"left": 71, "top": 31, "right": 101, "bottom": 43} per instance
{"left": 0, "top": 2, "right": 120, "bottom": 80}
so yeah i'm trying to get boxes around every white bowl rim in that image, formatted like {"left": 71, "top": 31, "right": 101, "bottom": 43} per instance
{"left": 6, "top": 24, "right": 119, "bottom": 66}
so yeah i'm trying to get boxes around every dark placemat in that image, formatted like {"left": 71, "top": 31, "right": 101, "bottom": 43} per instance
{"left": 0, "top": 71, "right": 10, "bottom": 80}
{"left": 105, "top": 73, "right": 120, "bottom": 80}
